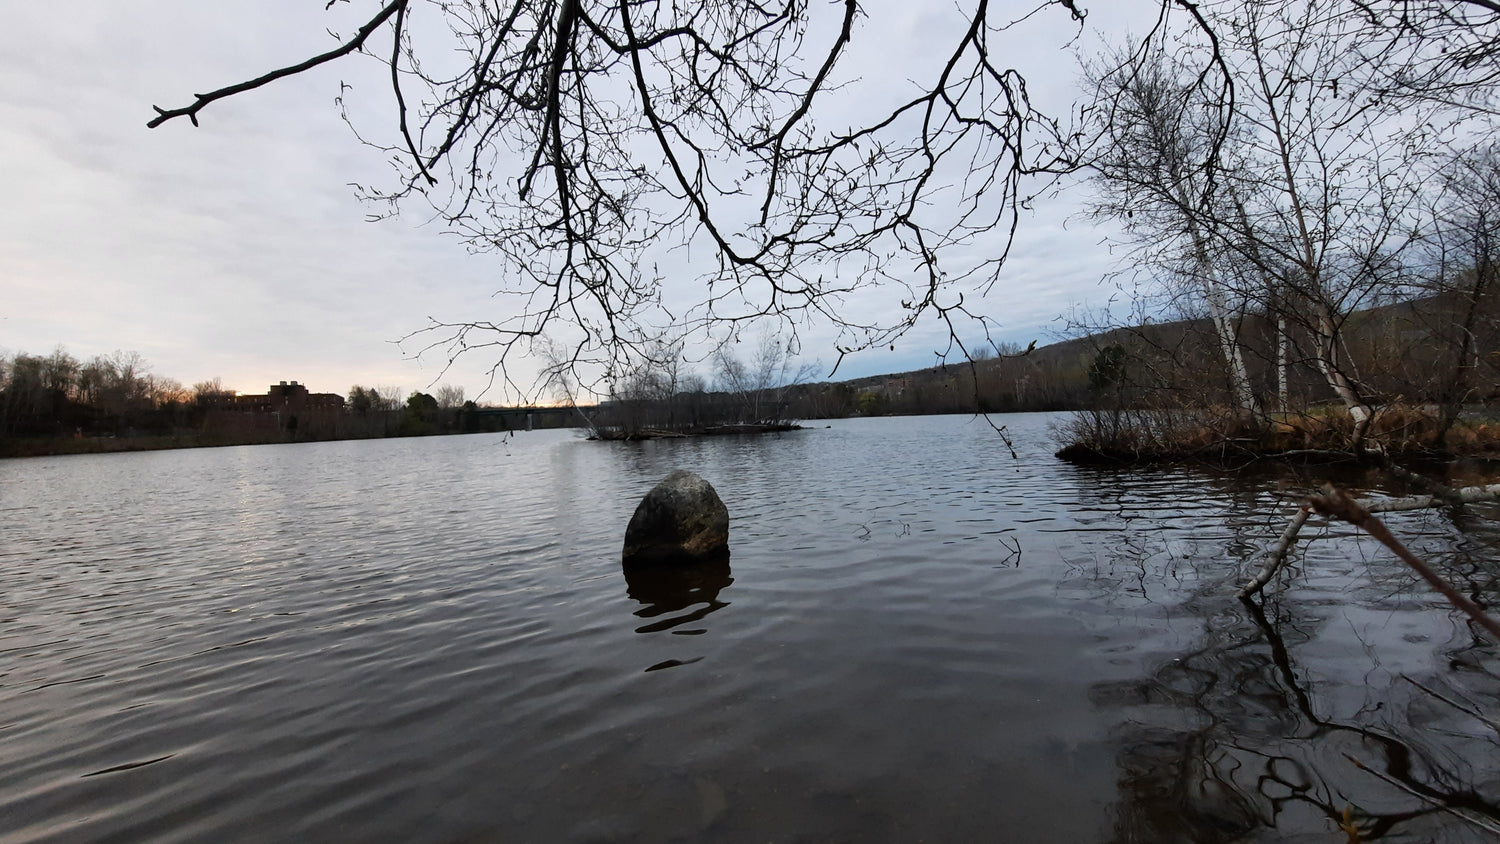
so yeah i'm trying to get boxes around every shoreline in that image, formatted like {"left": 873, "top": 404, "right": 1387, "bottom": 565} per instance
{"left": 0, "top": 429, "right": 492, "bottom": 460}
{"left": 587, "top": 422, "right": 806, "bottom": 441}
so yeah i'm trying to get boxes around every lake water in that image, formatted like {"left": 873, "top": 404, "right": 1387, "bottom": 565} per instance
{"left": 3, "top": 413, "right": 1499, "bottom": 842}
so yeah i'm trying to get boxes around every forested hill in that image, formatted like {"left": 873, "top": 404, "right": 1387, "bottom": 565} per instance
{"left": 789, "top": 291, "right": 1500, "bottom": 420}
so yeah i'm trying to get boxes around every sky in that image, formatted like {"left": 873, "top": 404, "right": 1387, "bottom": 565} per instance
{"left": 0, "top": 1, "right": 1148, "bottom": 403}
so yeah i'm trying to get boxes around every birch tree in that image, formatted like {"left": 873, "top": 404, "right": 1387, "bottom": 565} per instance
{"left": 1086, "top": 53, "right": 1259, "bottom": 417}
{"left": 1089, "top": 0, "right": 1461, "bottom": 446}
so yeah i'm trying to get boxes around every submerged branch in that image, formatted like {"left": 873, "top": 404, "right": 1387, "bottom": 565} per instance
{"left": 1401, "top": 674, "right": 1500, "bottom": 738}
{"left": 1307, "top": 486, "right": 1500, "bottom": 641}
{"left": 1240, "top": 483, "right": 1500, "bottom": 641}
{"left": 1344, "top": 754, "right": 1500, "bottom": 837}
{"left": 1238, "top": 484, "right": 1500, "bottom": 599}
{"left": 1238, "top": 506, "right": 1312, "bottom": 599}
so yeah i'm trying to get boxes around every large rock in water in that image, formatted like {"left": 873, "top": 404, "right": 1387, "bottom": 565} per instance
{"left": 622, "top": 470, "right": 730, "bottom": 566}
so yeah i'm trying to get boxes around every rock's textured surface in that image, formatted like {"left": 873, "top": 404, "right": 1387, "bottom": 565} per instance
{"left": 622, "top": 470, "right": 730, "bottom": 566}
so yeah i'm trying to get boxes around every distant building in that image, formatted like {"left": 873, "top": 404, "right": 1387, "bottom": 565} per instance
{"left": 866, "top": 377, "right": 913, "bottom": 397}
{"left": 202, "top": 380, "right": 346, "bottom": 438}
{"left": 233, "top": 381, "right": 345, "bottom": 413}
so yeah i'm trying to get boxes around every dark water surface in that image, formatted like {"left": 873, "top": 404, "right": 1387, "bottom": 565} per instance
{"left": 4, "top": 414, "right": 1499, "bottom": 842}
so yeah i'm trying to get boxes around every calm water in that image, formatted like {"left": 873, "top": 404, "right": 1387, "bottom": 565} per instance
{"left": 3, "top": 414, "right": 1499, "bottom": 842}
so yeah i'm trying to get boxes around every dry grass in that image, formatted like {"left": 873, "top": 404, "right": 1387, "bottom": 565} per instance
{"left": 1055, "top": 403, "right": 1500, "bottom": 463}
{"left": 1053, "top": 406, "right": 1252, "bottom": 462}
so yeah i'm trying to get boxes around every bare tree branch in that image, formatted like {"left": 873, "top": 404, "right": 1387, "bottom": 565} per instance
{"left": 145, "top": 1, "right": 1500, "bottom": 400}
{"left": 148, "top": 0, "right": 408, "bottom": 129}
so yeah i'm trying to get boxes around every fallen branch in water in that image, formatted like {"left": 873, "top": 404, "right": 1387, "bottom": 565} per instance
{"left": 1306, "top": 486, "right": 1500, "bottom": 641}
{"left": 1343, "top": 753, "right": 1500, "bottom": 836}
{"left": 1238, "top": 508, "right": 1313, "bottom": 598}
{"left": 1361, "top": 483, "right": 1500, "bottom": 514}
{"left": 1238, "top": 484, "right": 1500, "bottom": 610}
{"left": 1401, "top": 675, "right": 1500, "bottom": 737}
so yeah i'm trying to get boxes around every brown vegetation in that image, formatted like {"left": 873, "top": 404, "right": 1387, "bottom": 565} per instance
{"left": 1054, "top": 403, "right": 1500, "bottom": 465}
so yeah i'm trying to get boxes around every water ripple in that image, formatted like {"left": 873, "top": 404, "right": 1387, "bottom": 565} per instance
{"left": 2, "top": 416, "right": 1498, "bottom": 841}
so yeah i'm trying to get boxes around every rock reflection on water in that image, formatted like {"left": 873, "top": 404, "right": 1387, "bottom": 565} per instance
{"left": 623, "top": 555, "right": 733, "bottom": 637}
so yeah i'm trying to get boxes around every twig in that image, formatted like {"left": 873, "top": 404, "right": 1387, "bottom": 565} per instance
{"left": 148, "top": 0, "right": 407, "bottom": 128}
{"left": 1343, "top": 753, "right": 1500, "bottom": 836}
{"left": 1309, "top": 486, "right": 1500, "bottom": 641}
{"left": 998, "top": 535, "right": 1022, "bottom": 567}
{"left": 1401, "top": 675, "right": 1500, "bottom": 737}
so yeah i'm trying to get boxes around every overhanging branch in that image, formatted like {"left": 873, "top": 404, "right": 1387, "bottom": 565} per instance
{"left": 147, "top": 0, "right": 408, "bottom": 129}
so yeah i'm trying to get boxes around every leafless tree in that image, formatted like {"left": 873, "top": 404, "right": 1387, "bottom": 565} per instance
{"left": 41, "top": 347, "right": 80, "bottom": 398}
{"left": 1420, "top": 144, "right": 1500, "bottom": 443}
{"left": 599, "top": 338, "right": 691, "bottom": 433}
{"left": 146, "top": 1, "right": 1500, "bottom": 406}
{"left": 1083, "top": 0, "right": 1486, "bottom": 448}
{"left": 73, "top": 350, "right": 158, "bottom": 423}
{"left": 373, "top": 385, "right": 407, "bottom": 411}
{"left": 1084, "top": 50, "right": 1259, "bottom": 417}
{"left": 150, "top": 377, "right": 192, "bottom": 407}
{"left": 433, "top": 384, "right": 466, "bottom": 409}
{"left": 609, "top": 339, "right": 686, "bottom": 404}
{"left": 193, "top": 378, "right": 236, "bottom": 404}
{"left": 147, "top": 0, "right": 1094, "bottom": 394}
{"left": 346, "top": 384, "right": 406, "bottom": 414}
{"left": 713, "top": 330, "right": 817, "bottom": 423}
{"left": 1349, "top": 0, "right": 1500, "bottom": 115}
{"left": 76, "top": 355, "right": 112, "bottom": 407}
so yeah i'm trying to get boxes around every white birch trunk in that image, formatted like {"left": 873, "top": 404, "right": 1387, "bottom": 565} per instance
{"left": 1203, "top": 274, "right": 1259, "bottom": 416}
{"left": 1309, "top": 304, "right": 1373, "bottom": 445}
{"left": 1189, "top": 235, "right": 1258, "bottom": 417}
{"left": 1276, "top": 313, "right": 1289, "bottom": 413}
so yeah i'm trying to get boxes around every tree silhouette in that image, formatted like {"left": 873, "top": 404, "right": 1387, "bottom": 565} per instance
{"left": 148, "top": 1, "right": 1500, "bottom": 397}
{"left": 148, "top": 0, "right": 1093, "bottom": 393}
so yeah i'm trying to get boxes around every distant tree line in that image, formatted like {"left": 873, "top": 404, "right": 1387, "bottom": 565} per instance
{"left": 829, "top": 342, "right": 1093, "bottom": 418}
{"left": 577, "top": 331, "right": 1097, "bottom": 436}
{"left": 0, "top": 345, "right": 505, "bottom": 456}
{"left": 574, "top": 279, "right": 1500, "bottom": 446}
{"left": 0, "top": 348, "right": 193, "bottom": 440}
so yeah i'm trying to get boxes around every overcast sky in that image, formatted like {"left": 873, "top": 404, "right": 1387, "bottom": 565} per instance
{"left": 0, "top": 1, "right": 1148, "bottom": 402}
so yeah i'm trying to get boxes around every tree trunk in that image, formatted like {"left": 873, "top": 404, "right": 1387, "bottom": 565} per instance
{"left": 1188, "top": 231, "right": 1258, "bottom": 418}
{"left": 1203, "top": 274, "right": 1259, "bottom": 417}
{"left": 1309, "top": 305, "right": 1373, "bottom": 447}
{"left": 1276, "top": 313, "right": 1289, "bottom": 413}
